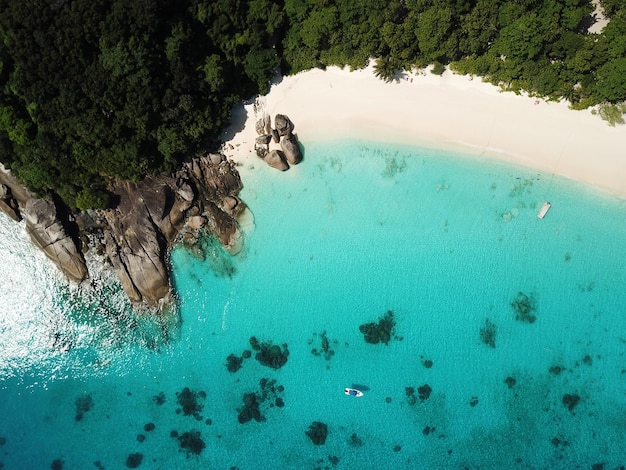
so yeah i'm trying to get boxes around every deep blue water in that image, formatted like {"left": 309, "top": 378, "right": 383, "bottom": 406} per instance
{"left": 1, "top": 140, "right": 625, "bottom": 469}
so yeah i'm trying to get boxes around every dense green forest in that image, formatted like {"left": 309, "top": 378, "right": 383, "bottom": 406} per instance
{"left": 0, "top": 0, "right": 624, "bottom": 209}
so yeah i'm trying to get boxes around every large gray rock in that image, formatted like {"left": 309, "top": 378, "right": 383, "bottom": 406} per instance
{"left": 264, "top": 149, "right": 289, "bottom": 171}
{"left": 281, "top": 133, "right": 303, "bottom": 165}
{"left": 23, "top": 198, "right": 88, "bottom": 282}
{"left": 274, "top": 114, "right": 294, "bottom": 136}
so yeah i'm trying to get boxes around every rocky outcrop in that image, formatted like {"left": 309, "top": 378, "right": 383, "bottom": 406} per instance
{"left": 254, "top": 110, "right": 303, "bottom": 171}
{"left": 0, "top": 154, "right": 245, "bottom": 308}
{"left": 23, "top": 197, "right": 89, "bottom": 282}
{"left": 0, "top": 165, "right": 88, "bottom": 282}
{"left": 102, "top": 154, "right": 244, "bottom": 306}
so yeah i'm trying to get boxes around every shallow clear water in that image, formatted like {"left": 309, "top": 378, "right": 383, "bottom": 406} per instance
{"left": 1, "top": 140, "right": 625, "bottom": 469}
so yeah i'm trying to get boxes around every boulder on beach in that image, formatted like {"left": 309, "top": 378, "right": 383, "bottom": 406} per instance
{"left": 264, "top": 150, "right": 289, "bottom": 171}
{"left": 280, "top": 133, "right": 302, "bottom": 165}
{"left": 274, "top": 114, "right": 294, "bottom": 136}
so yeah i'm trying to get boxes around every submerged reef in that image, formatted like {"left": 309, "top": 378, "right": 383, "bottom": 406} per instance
{"left": 125, "top": 453, "right": 143, "bottom": 468}
{"left": 176, "top": 387, "right": 206, "bottom": 420}
{"left": 480, "top": 318, "right": 497, "bottom": 348}
{"left": 174, "top": 430, "right": 206, "bottom": 456}
{"left": 249, "top": 337, "right": 289, "bottom": 369}
{"left": 562, "top": 393, "right": 581, "bottom": 412}
{"left": 406, "top": 384, "right": 432, "bottom": 405}
{"left": 51, "top": 459, "right": 63, "bottom": 470}
{"left": 74, "top": 393, "right": 94, "bottom": 421}
{"left": 306, "top": 421, "right": 328, "bottom": 445}
{"left": 237, "top": 378, "right": 285, "bottom": 423}
{"left": 153, "top": 391, "right": 166, "bottom": 405}
{"left": 511, "top": 291, "right": 537, "bottom": 323}
{"left": 359, "top": 310, "right": 396, "bottom": 345}
{"left": 226, "top": 353, "right": 244, "bottom": 372}
{"left": 309, "top": 330, "right": 336, "bottom": 361}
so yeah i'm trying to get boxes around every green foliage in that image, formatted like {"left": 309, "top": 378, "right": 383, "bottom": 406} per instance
{"left": 1, "top": 0, "right": 625, "bottom": 211}
{"left": 595, "top": 102, "right": 626, "bottom": 126}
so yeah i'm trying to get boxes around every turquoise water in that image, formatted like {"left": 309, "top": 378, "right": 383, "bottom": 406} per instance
{"left": 1, "top": 140, "right": 625, "bottom": 469}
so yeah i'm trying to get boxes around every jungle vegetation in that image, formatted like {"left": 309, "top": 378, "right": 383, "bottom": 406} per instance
{"left": 0, "top": 0, "right": 624, "bottom": 209}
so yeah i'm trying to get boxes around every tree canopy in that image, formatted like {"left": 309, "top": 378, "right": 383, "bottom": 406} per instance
{"left": 1, "top": 0, "right": 625, "bottom": 209}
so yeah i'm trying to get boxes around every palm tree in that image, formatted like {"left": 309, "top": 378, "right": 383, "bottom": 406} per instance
{"left": 373, "top": 57, "right": 396, "bottom": 83}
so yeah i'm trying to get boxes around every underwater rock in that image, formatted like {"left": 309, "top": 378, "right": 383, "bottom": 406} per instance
{"left": 176, "top": 387, "right": 205, "bottom": 420}
{"left": 511, "top": 291, "right": 537, "bottom": 323}
{"left": 237, "top": 393, "right": 263, "bottom": 424}
{"left": 75, "top": 393, "right": 94, "bottom": 421}
{"left": 254, "top": 341, "right": 289, "bottom": 369}
{"left": 306, "top": 421, "right": 328, "bottom": 445}
{"left": 549, "top": 365, "right": 564, "bottom": 375}
{"left": 480, "top": 318, "right": 496, "bottom": 348}
{"left": 153, "top": 392, "right": 166, "bottom": 405}
{"left": 125, "top": 453, "right": 143, "bottom": 468}
{"left": 562, "top": 393, "right": 580, "bottom": 412}
{"left": 421, "top": 357, "right": 433, "bottom": 368}
{"left": 469, "top": 396, "right": 479, "bottom": 407}
{"left": 136, "top": 434, "right": 145, "bottom": 442}
{"left": 405, "top": 386, "right": 417, "bottom": 405}
{"left": 359, "top": 310, "right": 396, "bottom": 345}
{"left": 51, "top": 459, "right": 64, "bottom": 470}
{"left": 504, "top": 376, "right": 516, "bottom": 389}
{"left": 249, "top": 337, "right": 261, "bottom": 351}
{"left": 242, "top": 349, "right": 252, "bottom": 359}
{"left": 143, "top": 423, "right": 155, "bottom": 432}
{"left": 176, "top": 430, "right": 206, "bottom": 456}
{"left": 226, "top": 353, "right": 244, "bottom": 373}
{"left": 310, "top": 331, "right": 336, "bottom": 361}
{"left": 393, "top": 445, "right": 402, "bottom": 452}
{"left": 418, "top": 384, "right": 432, "bottom": 401}
{"left": 348, "top": 433, "right": 363, "bottom": 447}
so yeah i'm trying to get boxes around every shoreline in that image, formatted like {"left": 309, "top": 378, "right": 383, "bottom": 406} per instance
{"left": 222, "top": 64, "right": 626, "bottom": 199}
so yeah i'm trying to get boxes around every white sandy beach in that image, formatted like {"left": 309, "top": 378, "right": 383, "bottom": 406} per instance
{"left": 223, "top": 64, "right": 626, "bottom": 198}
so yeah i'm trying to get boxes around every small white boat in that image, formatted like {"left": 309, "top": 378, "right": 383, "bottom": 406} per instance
{"left": 344, "top": 388, "right": 363, "bottom": 397}
{"left": 537, "top": 201, "right": 551, "bottom": 219}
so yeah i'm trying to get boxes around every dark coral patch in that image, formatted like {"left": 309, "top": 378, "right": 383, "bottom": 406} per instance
{"left": 305, "top": 421, "right": 328, "bottom": 445}
{"left": 359, "top": 310, "right": 396, "bottom": 345}
{"left": 125, "top": 453, "right": 143, "bottom": 468}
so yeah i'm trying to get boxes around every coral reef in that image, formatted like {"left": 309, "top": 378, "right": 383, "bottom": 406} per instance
{"left": 153, "top": 392, "right": 166, "bottom": 405}
{"left": 237, "top": 378, "right": 285, "bottom": 423}
{"left": 176, "top": 387, "right": 206, "bottom": 420}
{"left": 306, "top": 421, "right": 328, "bottom": 445}
{"left": 348, "top": 433, "right": 363, "bottom": 447}
{"left": 511, "top": 292, "right": 537, "bottom": 323}
{"left": 562, "top": 393, "right": 580, "bottom": 412}
{"left": 504, "top": 376, "right": 516, "bottom": 389}
{"left": 176, "top": 430, "right": 206, "bottom": 456}
{"left": 125, "top": 453, "right": 143, "bottom": 468}
{"left": 74, "top": 393, "right": 94, "bottom": 421}
{"left": 51, "top": 459, "right": 64, "bottom": 470}
{"left": 143, "top": 423, "right": 155, "bottom": 432}
{"left": 420, "top": 356, "right": 433, "bottom": 368}
{"left": 309, "top": 331, "right": 336, "bottom": 361}
{"left": 226, "top": 353, "right": 244, "bottom": 373}
{"left": 479, "top": 318, "right": 496, "bottom": 348}
{"left": 358, "top": 310, "right": 396, "bottom": 345}
{"left": 237, "top": 393, "right": 263, "bottom": 424}
{"left": 252, "top": 339, "right": 289, "bottom": 369}
{"left": 417, "top": 384, "right": 432, "bottom": 401}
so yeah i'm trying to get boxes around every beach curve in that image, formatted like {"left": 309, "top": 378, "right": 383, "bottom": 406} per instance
{"left": 223, "top": 64, "right": 626, "bottom": 199}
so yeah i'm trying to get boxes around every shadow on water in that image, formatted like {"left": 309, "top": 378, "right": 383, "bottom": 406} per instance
{"left": 351, "top": 384, "right": 370, "bottom": 392}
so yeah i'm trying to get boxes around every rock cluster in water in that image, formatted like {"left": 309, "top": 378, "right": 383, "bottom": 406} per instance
{"left": 0, "top": 154, "right": 245, "bottom": 307}
{"left": 359, "top": 310, "right": 397, "bottom": 345}
{"left": 309, "top": 330, "right": 336, "bottom": 361}
{"left": 237, "top": 378, "right": 285, "bottom": 424}
{"left": 511, "top": 291, "right": 538, "bottom": 323}
{"left": 175, "top": 387, "right": 206, "bottom": 420}
{"left": 480, "top": 318, "right": 497, "bottom": 348}
{"left": 305, "top": 421, "right": 328, "bottom": 445}
{"left": 254, "top": 109, "right": 303, "bottom": 171}
{"left": 74, "top": 393, "right": 94, "bottom": 421}
{"left": 249, "top": 336, "right": 289, "bottom": 369}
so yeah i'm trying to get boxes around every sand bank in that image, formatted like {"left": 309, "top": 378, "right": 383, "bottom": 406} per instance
{"left": 222, "top": 64, "right": 626, "bottom": 198}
